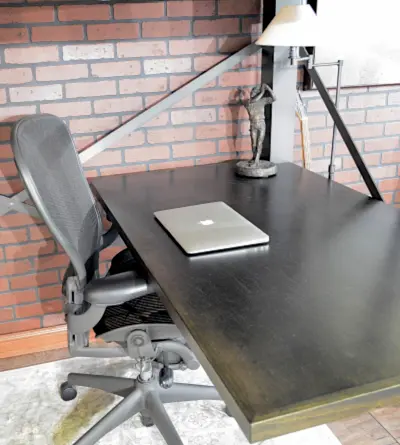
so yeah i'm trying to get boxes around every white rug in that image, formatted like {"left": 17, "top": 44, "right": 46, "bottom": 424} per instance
{"left": 0, "top": 357, "right": 342, "bottom": 445}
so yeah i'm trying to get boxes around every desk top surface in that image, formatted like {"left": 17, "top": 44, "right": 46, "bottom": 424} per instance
{"left": 92, "top": 161, "right": 400, "bottom": 442}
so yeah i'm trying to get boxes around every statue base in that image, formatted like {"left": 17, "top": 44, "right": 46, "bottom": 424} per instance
{"left": 236, "top": 160, "right": 278, "bottom": 178}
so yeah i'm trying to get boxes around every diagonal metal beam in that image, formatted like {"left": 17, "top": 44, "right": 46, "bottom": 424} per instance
{"left": 0, "top": 43, "right": 260, "bottom": 219}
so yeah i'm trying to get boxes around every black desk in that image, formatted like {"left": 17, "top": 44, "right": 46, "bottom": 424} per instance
{"left": 92, "top": 161, "right": 400, "bottom": 443}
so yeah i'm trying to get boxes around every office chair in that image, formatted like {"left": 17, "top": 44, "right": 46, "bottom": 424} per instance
{"left": 11, "top": 114, "right": 222, "bottom": 445}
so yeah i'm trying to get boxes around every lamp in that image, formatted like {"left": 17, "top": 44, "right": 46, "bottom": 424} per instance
{"left": 256, "top": 3, "right": 343, "bottom": 180}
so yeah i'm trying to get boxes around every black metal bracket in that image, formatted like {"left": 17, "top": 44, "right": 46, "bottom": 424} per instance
{"left": 300, "top": 48, "right": 383, "bottom": 201}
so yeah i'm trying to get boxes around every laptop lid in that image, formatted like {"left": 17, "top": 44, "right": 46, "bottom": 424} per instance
{"left": 154, "top": 201, "right": 269, "bottom": 255}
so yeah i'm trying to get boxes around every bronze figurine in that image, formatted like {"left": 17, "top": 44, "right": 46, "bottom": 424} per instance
{"left": 236, "top": 84, "right": 278, "bottom": 178}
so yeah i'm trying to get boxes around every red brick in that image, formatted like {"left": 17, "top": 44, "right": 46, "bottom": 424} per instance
{"left": 43, "top": 313, "right": 65, "bottom": 327}
{"left": 337, "top": 111, "right": 366, "bottom": 126}
{"left": 379, "top": 178, "right": 400, "bottom": 192}
{"left": 15, "top": 299, "right": 63, "bottom": 318}
{"left": 144, "top": 58, "right": 191, "bottom": 75}
{"left": 382, "top": 192, "right": 394, "bottom": 204}
{"left": 0, "top": 277, "right": 9, "bottom": 292}
{"left": 196, "top": 154, "right": 237, "bottom": 165}
{"left": 58, "top": 4, "right": 110, "bottom": 21}
{"left": 100, "top": 165, "right": 146, "bottom": 176}
{"left": 395, "top": 192, "right": 400, "bottom": 203}
{"left": 117, "top": 41, "right": 167, "bottom": 58}
{"left": 307, "top": 97, "right": 346, "bottom": 112}
{"left": 367, "top": 107, "right": 400, "bottom": 123}
{"left": 10, "top": 84, "right": 62, "bottom": 103}
{"left": 343, "top": 153, "right": 381, "bottom": 169}
{"left": 348, "top": 93, "right": 386, "bottom": 109}
{"left": 364, "top": 137, "right": 399, "bottom": 152}
{"left": 388, "top": 92, "right": 400, "bottom": 105}
{"left": 0, "top": 318, "right": 41, "bottom": 335}
{"left": 66, "top": 80, "right": 116, "bottom": 98}
{"left": 93, "top": 96, "right": 142, "bottom": 115}
{"left": 218, "top": 36, "right": 252, "bottom": 53}
{"left": 149, "top": 159, "right": 195, "bottom": 171}
{"left": 107, "top": 131, "right": 145, "bottom": 150}
{"left": 172, "top": 141, "right": 216, "bottom": 158}
{"left": 147, "top": 127, "right": 194, "bottom": 144}
{"left": 0, "top": 228, "right": 28, "bottom": 244}
{"left": 0, "top": 68, "right": 32, "bottom": 85}
{"left": 219, "top": 70, "right": 260, "bottom": 87}
{"left": 0, "top": 144, "right": 15, "bottom": 159}
{"left": 0, "top": 308, "right": 13, "bottom": 322}
{"left": 241, "top": 53, "right": 261, "bottom": 69}
{"left": 194, "top": 55, "right": 226, "bottom": 72}
{"left": 167, "top": 1, "right": 215, "bottom": 17}
{"left": 334, "top": 170, "right": 360, "bottom": 184}
{"left": 219, "top": 137, "right": 251, "bottom": 153}
{"left": 0, "top": 89, "right": 5, "bottom": 104}
{"left": 32, "top": 24, "right": 83, "bottom": 42}
{"left": 0, "top": 289, "right": 36, "bottom": 307}
{"left": 349, "top": 182, "right": 369, "bottom": 195}
{"left": 10, "top": 270, "right": 59, "bottom": 290}
{"left": 382, "top": 151, "right": 400, "bottom": 164}
{"left": 84, "top": 149, "right": 122, "bottom": 167}
{"left": 385, "top": 122, "right": 400, "bottom": 135}
{"left": 69, "top": 116, "right": 119, "bottom": 135}
{"left": 142, "top": 112, "right": 169, "bottom": 128}
{"left": 242, "top": 18, "right": 262, "bottom": 35}
{"left": 5, "top": 46, "right": 59, "bottom": 64}
{"left": 36, "top": 63, "right": 88, "bottom": 82}
{"left": 0, "top": 180, "right": 23, "bottom": 197}
{"left": 196, "top": 123, "right": 238, "bottom": 140}
{"left": 0, "top": 126, "right": 11, "bottom": 142}
{"left": 0, "top": 161, "right": 18, "bottom": 178}
{"left": 1, "top": 260, "right": 31, "bottom": 279}
{"left": 0, "top": 213, "right": 40, "bottom": 229}
{"left": 91, "top": 60, "right": 141, "bottom": 78}
{"left": 348, "top": 124, "right": 384, "bottom": 140}
{"left": 218, "top": 0, "right": 260, "bottom": 15}
{"left": 29, "top": 225, "right": 52, "bottom": 240}
{"left": 169, "top": 38, "right": 216, "bottom": 56}
{"left": 38, "top": 284, "right": 62, "bottom": 300}
{"left": 195, "top": 89, "right": 236, "bottom": 106}
{"left": 40, "top": 101, "right": 91, "bottom": 118}
{"left": 142, "top": 20, "right": 190, "bottom": 38}
{"left": 120, "top": 77, "right": 167, "bottom": 94}
{"left": 74, "top": 136, "right": 95, "bottom": 152}
{"left": 0, "top": 105, "right": 36, "bottom": 121}
{"left": 370, "top": 165, "right": 397, "bottom": 179}
{"left": 0, "top": 6, "right": 54, "bottom": 24}
{"left": 87, "top": 23, "right": 139, "bottom": 41}
{"left": 194, "top": 18, "right": 240, "bottom": 36}
{"left": 125, "top": 145, "right": 169, "bottom": 163}
{"left": 171, "top": 108, "right": 215, "bottom": 125}
{"left": 0, "top": 27, "right": 29, "bottom": 44}
{"left": 63, "top": 44, "right": 114, "bottom": 61}
{"left": 0, "top": 249, "right": 3, "bottom": 261}
{"left": 114, "top": 3, "right": 164, "bottom": 19}
{"left": 5, "top": 240, "right": 55, "bottom": 260}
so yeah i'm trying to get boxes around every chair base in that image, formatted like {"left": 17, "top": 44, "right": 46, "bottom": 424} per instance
{"left": 61, "top": 372, "right": 222, "bottom": 445}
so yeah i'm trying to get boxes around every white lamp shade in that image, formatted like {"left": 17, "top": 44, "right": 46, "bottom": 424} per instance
{"left": 256, "top": 5, "right": 322, "bottom": 47}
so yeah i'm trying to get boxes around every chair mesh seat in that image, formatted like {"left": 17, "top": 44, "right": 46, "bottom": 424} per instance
{"left": 93, "top": 294, "right": 174, "bottom": 336}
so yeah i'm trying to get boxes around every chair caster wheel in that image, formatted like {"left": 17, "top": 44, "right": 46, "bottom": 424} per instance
{"left": 140, "top": 414, "right": 154, "bottom": 427}
{"left": 60, "top": 381, "right": 77, "bottom": 401}
{"left": 225, "top": 406, "right": 233, "bottom": 417}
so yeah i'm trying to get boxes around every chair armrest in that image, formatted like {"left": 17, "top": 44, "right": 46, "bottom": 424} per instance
{"left": 100, "top": 223, "right": 119, "bottom": 251}
{"left": 84, "top": 271, "right": 151, "bottom": 306}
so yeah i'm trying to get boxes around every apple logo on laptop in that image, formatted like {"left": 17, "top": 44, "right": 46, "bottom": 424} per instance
{"left": 198, "top": 219, "right": 214, "bottom": 226}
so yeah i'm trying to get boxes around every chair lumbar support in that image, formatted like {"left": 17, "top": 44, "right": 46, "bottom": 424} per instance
{"left": 60, "top": 357, "right": 222, "bottom": 445}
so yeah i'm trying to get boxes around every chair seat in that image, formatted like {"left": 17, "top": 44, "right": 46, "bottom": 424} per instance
{"left": 93, "top": 247, "right": 173, "bottom": 336}
{"left": 93, "top": 294, "right": 174, "bottom": 336}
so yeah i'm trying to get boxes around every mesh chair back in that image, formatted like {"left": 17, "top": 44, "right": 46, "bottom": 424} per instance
{"left": 12, "top": 114, "right": 102, "bottom": 284}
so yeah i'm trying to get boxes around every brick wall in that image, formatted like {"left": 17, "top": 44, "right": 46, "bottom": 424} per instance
{"left": 0, "top": 0, "right": 261, "bottom": 334}
{"left": 294, "top": 85, "right": 400, "bottom": 205}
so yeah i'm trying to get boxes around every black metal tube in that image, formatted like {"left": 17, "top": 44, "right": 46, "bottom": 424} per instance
{"left": 300, "top": 48, "right": 382, "bottom": 201}
{"left": 329, "top": 59, "right": 343, "bottom": 180}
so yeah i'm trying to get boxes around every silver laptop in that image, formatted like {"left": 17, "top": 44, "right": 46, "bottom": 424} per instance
{"left": 154, "top": 201, "right": 269, "bottom": 255}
